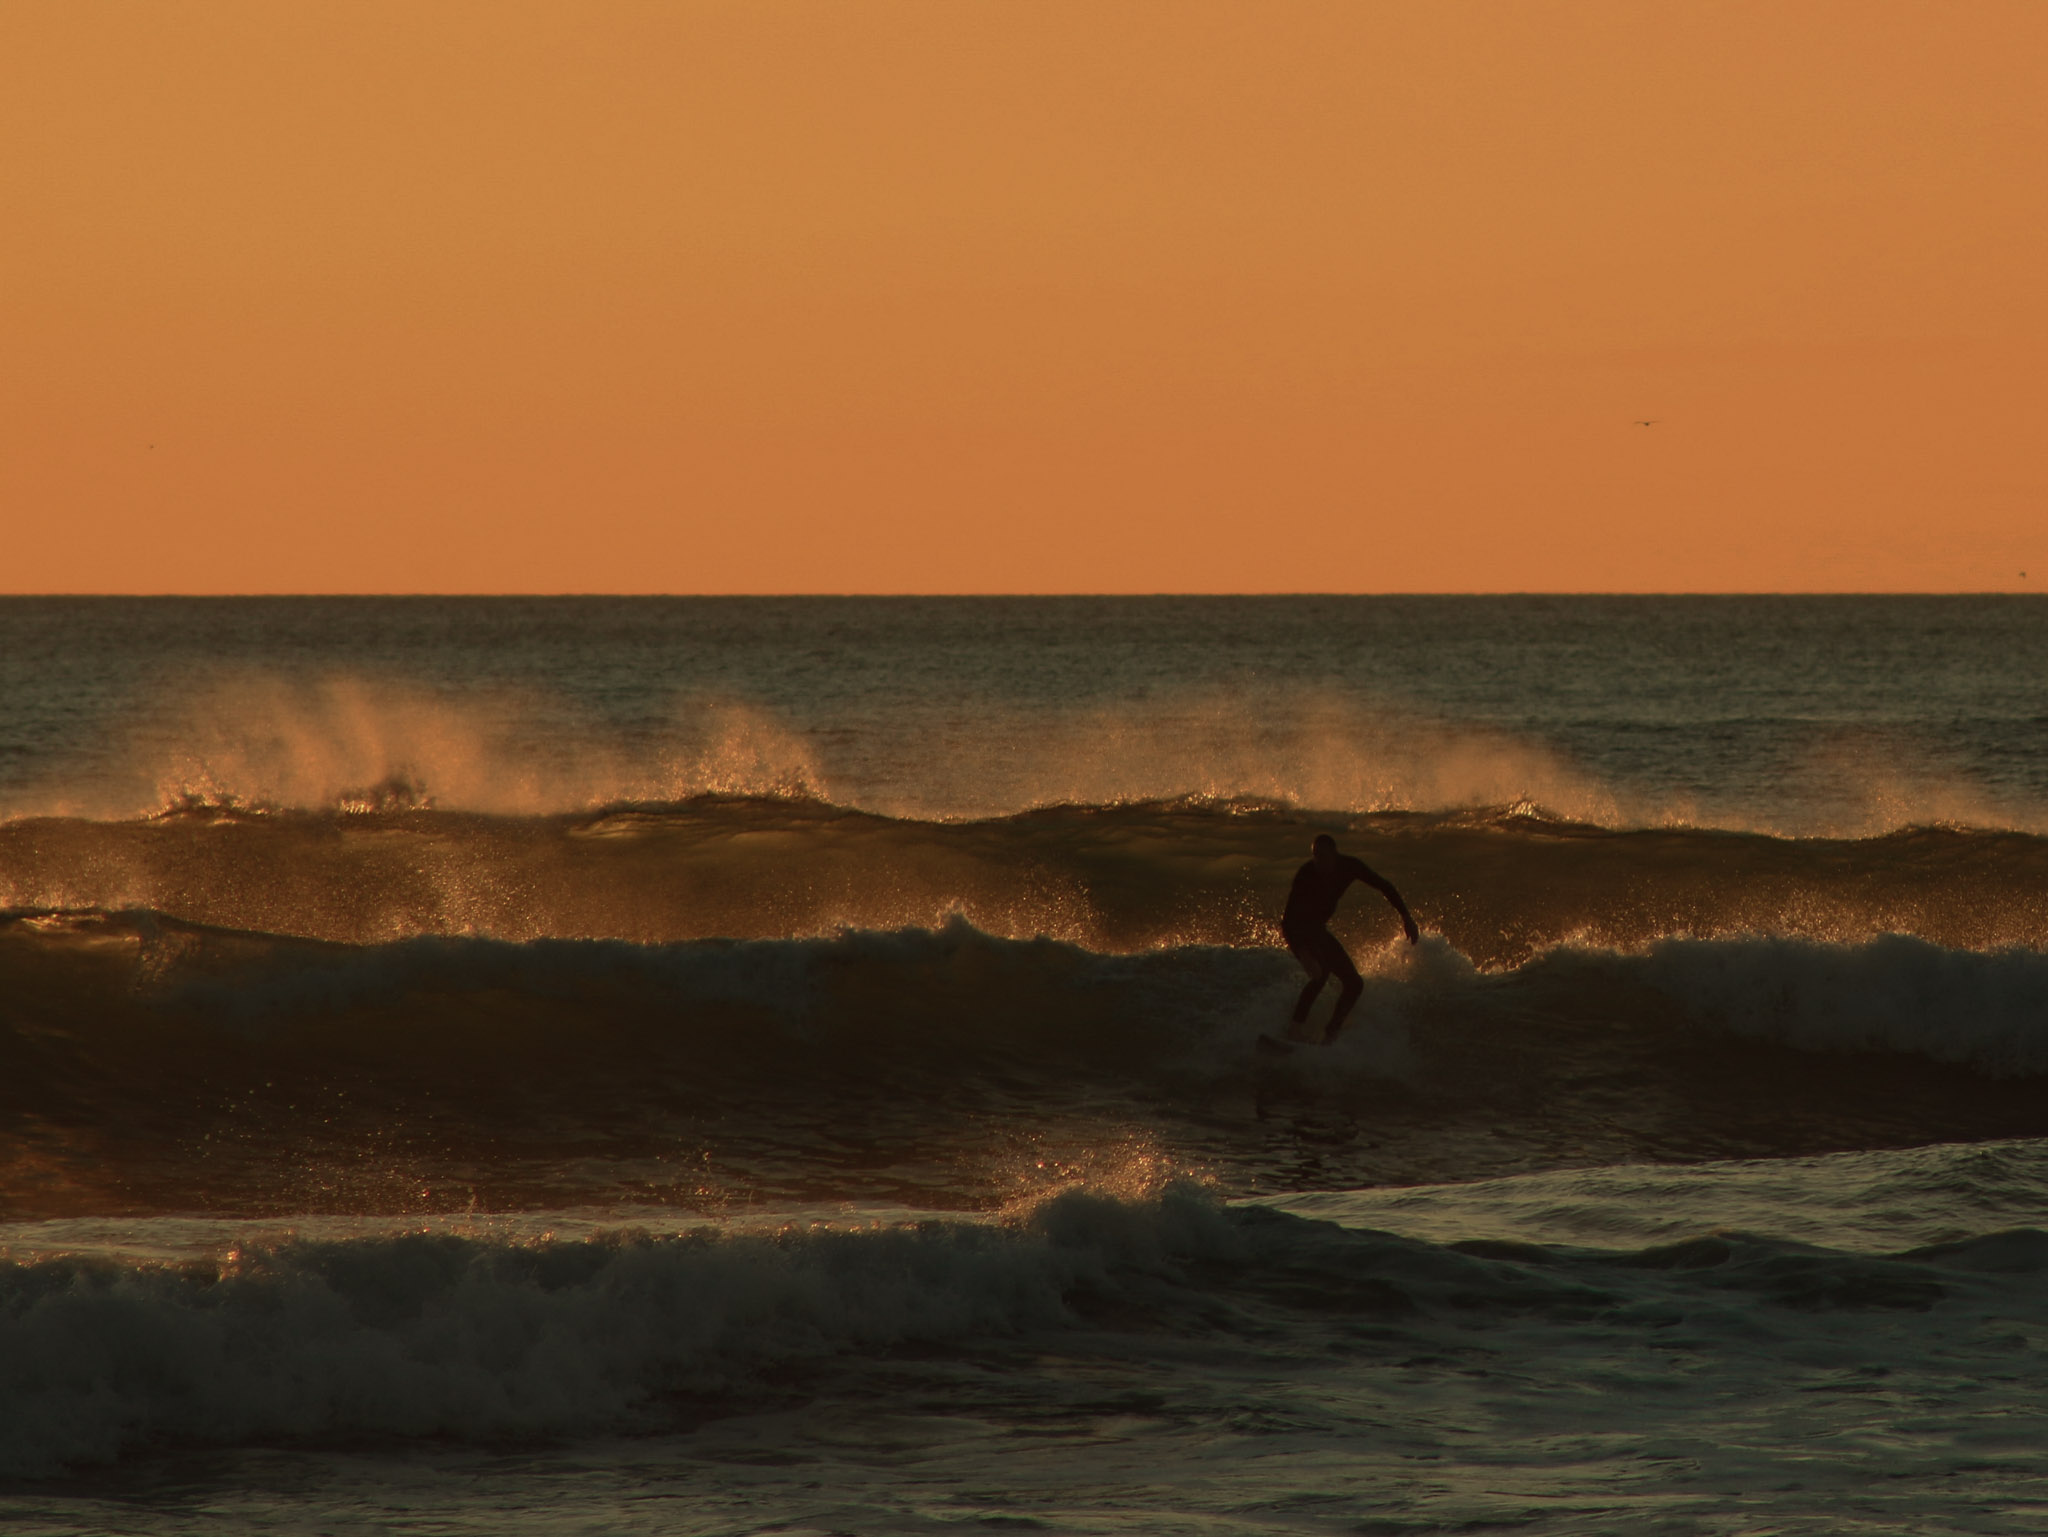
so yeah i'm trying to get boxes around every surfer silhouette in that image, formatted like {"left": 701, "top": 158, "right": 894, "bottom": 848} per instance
{"left": 1280, "top": 834, "right": 1418, "bottom": 1043}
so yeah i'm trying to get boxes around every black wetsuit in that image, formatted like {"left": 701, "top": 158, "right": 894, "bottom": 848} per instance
{"left": 1281, "top": 851, "right": 1415, "bottom": 1037}
{"left": 1281, "top": 854, "right": 1377, "bottom": 980}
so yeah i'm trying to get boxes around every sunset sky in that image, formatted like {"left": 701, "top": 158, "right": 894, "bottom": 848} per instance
{"left": 5, "top": 1, "right": 2044, "bottom": 593}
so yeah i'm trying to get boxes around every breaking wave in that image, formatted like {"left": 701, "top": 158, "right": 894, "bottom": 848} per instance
{"left": 4, "top": 800, "right": 2047, "bottom": 963}
{"left": 9, "top": 909, "right": 2047, "bottom": 1081}
{"left": 9, "top": 1182, "right": 2040, "bottom": 1478}
{"left": 8, "top": 667, "right": 2042, "bottom": 838}
{"left": 5, "top": 906, "right": 2047, "bottom": 1224}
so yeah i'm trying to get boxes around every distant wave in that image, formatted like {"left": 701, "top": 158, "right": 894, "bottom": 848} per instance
{"left": 5, "top": 800, "right": 2046, "bottom": 964}
{"left": 6, "top": 670, "right": 2041, "bottom": 837}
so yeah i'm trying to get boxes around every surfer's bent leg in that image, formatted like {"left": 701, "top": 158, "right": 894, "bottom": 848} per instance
{"left": 1321, "top": 941, "right": 1365, "bottom": 1041}
{"left": 1291, "top": 968, "right": 1328, "bottom": 1024}
{"left": 1285, "top": 929, "right": 1330, "bottom": 1023}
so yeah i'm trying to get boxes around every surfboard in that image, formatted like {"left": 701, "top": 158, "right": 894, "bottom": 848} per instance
{"left": 1256, "top": 1032, "right": 1297, "bottom": 1057}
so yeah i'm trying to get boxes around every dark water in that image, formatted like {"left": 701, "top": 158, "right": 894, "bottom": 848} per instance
{"left": 4, "top": 596, "right": 2048, "bottom": 1532}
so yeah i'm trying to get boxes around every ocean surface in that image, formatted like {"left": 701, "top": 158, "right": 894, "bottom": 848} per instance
{"left": 3, "top": 594, "right": 2047, "bottom": 1533}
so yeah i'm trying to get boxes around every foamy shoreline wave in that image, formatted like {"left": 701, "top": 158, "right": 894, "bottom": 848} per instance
{"left": 6, "top": 1178, "right": 2048, "bottom": 1479}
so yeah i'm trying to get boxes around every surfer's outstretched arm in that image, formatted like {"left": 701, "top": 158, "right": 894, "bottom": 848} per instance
{"left": 1354, "top": 861, "right": 1420, "bottom": 944}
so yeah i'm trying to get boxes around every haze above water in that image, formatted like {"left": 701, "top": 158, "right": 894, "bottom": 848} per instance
{"left": 2, "top": 595, "right": 2044, "bottom": 833}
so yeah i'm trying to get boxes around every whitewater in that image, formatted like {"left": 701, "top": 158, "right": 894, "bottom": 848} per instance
{"left": 3, "top": 595, "right": 2047, "bottom": 1533}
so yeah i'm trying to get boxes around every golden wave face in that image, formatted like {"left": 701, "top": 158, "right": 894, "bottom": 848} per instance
{"left": 4, "top": 799, "right": 2045, "bottom": 959}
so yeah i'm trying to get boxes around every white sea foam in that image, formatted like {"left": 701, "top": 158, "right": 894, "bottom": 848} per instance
{"left": 9, "top": 1175, "right": 2048, "bottom": 1494}
{"left": 0, "top": 1188, "right": 1247, "bottom": 1476}
{"left": 1263, "top": 1137, "right": 2048, "bottom": 1254}
{"left": 1526, "top": 932, "right": 2048, "bottom": 1077}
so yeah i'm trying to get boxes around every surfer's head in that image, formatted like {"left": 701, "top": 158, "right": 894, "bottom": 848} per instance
{"left": 1311, "top": 833, "right": 1338, "bottom": 868}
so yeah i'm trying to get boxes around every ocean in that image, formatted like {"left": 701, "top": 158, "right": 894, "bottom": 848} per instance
{"left": 3, "top": 594, "right": 2046, "bottom": 1533}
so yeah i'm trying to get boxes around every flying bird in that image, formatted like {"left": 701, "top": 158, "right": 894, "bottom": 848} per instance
{"left": 1634, "top": 419, "right": 1661, "bottom": 427}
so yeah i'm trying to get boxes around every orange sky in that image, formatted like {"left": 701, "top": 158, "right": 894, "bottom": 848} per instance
{"left": 4, "top": 1, "right": 2044, "bottom": 593}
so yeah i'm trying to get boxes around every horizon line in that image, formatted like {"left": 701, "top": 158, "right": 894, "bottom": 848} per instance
{"left": 0, "top": 590, "right": 2039, "bottom": 602}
